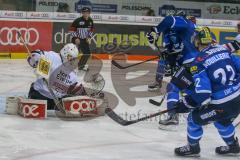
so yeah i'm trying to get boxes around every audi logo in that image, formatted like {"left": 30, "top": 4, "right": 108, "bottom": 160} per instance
{"left": 0, "top": 27, "right": 39, "bottom": 45}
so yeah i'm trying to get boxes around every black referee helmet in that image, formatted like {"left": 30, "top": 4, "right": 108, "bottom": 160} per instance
{"left": 81, "top": 7, "right": 91, "bottom": 13}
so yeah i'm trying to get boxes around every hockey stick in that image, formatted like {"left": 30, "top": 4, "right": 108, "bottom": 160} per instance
{"left": 17, "top": 31, "right": 31, "bottom": 56}
{"left": 42, "top": 79, "right": 66, "bottom": 114}
{"left": 234, "top": 120, "right": 240, "bottom": 128}
{"left": 111, "top": 42, "right": 165, "bottom": 69}
{"left": 105, "top": 107, "right": 176, "bottom": 126}
{"left": 149, "top": 93, "right": 166, "bottom": 106}
{"left": 111, "top": 56, "right": 160, "bottom": 69}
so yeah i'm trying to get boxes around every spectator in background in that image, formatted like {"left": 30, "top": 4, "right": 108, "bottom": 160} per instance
{"left": 143, "top": 7, "right": 155, "bottom": 16}
{"left": 57, "top": 3, "right": 70, "bottom": 13}
{"left": 69, "top": 7, "right": 94, "bottom": 71}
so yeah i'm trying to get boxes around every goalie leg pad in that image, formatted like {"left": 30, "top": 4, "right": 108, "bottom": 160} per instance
{"left": 18, "top": 98, "right": 47, "bottom": 119}
{"left": 62, "top": 96, "right": 106, "bottom": 117}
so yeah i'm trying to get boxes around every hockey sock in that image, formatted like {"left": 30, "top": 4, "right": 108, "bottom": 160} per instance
{"left": 187, "top": 114, "right": 203, "bottom": 145}
{"left": 214, "top": 122, "right": 235, "bottom": 145}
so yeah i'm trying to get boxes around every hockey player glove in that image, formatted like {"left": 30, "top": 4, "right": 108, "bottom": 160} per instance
{"left": 175, "top": 94, "right": 204, "bottom": 113}
{"left": 67, "top": 82, "right": 87, "bottom": 96}
{"left": 174, "top": 100, "right": 190, "bottom": 113}
{"left": 146, "top": 32, "right": 154, "bottom": 44}
{"left": 224, "top": 40, "right": 240, "bottom": 53}
{"left": 146, "top": 27, "right": 159, "bottom": 44}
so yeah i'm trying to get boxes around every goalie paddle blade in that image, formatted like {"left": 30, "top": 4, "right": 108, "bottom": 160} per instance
{"left": 111, "top": 60, "right": 126, "bottom": 69}
{"left": 105, "top": 108, "right": 130, "bottom": 126}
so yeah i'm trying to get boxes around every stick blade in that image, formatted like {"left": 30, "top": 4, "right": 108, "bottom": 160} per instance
{"left": 111, "top": 60, "right": 126, "bottom": 69}
{"left": 149, "top": 99, "right": 161, "bottom": 106}
{"left": 105, "top": 108, "right": 129, "bottom": 126}
{"left": 149, "top": 94, "right": 166, "bottom": 107}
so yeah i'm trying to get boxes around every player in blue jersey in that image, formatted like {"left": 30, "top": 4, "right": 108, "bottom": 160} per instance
{"left": 171, "top": 27, "right": 240, "bottom": 156}
{"left": 147, "top": 15, "right": 199, "bottom": 125}
{"left": 147, "top": 15, "right": 198, "bottom": 64}
{"left": 148, "top": 29, "right": 183, "bottom": 91}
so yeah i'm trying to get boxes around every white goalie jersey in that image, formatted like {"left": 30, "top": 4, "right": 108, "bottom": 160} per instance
{"left": 28, "top": 50, "right": 79, "bottom": 99}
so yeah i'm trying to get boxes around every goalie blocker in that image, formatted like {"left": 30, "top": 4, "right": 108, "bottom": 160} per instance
{"left": 5, "top": 95, "right": 106, "bottom": 119}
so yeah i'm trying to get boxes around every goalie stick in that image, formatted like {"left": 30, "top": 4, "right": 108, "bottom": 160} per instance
{"left": 105, "top": 107, "right": 176, "bottom": 126}
{"left": 149, "top": 93, "right": 166, "bottom": 106}
{"left": 43, "top": 79, "right": 66, "bottom": 114}
{"left": 17, "top": 31, "right": 31, "bottom": 56}
{"left": 235, "top": 120, "right": 240, "bottom": 128}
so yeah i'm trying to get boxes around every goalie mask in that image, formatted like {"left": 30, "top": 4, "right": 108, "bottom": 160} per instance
{"left": 60, "top": 43, "right": 79, "bottom": 64}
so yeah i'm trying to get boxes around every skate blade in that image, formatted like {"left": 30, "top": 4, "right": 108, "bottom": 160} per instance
{"left": 158, "top": 124, "right": 178, "bottom": 131}
{"left": 216, "top": 152, "right": 240, "bottom": 157}
{"left": 184, "top": 154, "right": 200, "bottom": 158}
{"left": 175, "top": 153, "right": 200, "bottom": 158}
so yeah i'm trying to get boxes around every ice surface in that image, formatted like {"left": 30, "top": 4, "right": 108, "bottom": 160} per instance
{"left": 0, "top": 60, "right": 239, "bottom": 160}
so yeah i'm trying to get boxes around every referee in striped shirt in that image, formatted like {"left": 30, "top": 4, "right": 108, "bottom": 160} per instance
{"left": 69, "top": 7, "right": 94, "bottom": 71}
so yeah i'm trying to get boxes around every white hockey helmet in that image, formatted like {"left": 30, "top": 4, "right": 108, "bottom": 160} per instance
{"left": 60, "top": 43, "right": 79, "bottom": 63}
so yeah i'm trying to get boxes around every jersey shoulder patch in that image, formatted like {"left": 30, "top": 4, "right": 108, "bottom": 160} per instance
{"left": 190, "top": 57, "right": 205, "bottom": 74}
{"left": 190, "top": 65, "right": 198, "bottom": 74}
